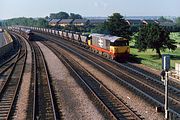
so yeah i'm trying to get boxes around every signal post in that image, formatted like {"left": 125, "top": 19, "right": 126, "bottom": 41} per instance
{"left": 161, "top": 54, "right": 170, "bottom": 120}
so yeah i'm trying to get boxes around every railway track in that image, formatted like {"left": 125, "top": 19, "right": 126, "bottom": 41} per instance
{"left": 124, "top": 62, "right": 180, "bottom": 90}
{"left": 117, "top": 62, "right": 180, "bottom": 95}
{"left": 0, "top": 34, "right": 27, "bottom": 119}
{"left": 42, "top": 41, "right": 142, "bottom": 120}
{"left": 36, "top": 32, "right": 180, "bottom": 119}
{"left": 0, "top": 34, "right": 21, "bottom": 77}
{"left": 28, "top": 41, "right": 57, "bottom": 120}
{"left": 0, "top": 50, "right": 20, "bottom": 91}
{"left": 43, "top": 31, "right": 180, "bottom": 96}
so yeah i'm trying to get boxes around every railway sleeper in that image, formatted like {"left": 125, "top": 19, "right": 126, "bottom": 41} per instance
{"left": 0, "top": 108, "right": 9, "bottom": 111}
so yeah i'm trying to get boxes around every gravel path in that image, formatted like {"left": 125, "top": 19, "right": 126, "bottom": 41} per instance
{"left": 37, "top": 42, "right": 105, "bottom": 120}
{"left": 73, "top": 57, "right": 164, "bottom": 120}
{"left": 44, "top": 42, "right": 164, "bottom": 120}
{"left": 130, "top": 62, "right": 180, "bottom": 85}
{"left": 130, "top": 62, "right": 161, "bottom": 76}
{"left": 13, "top": 39, "right": 32, "bottom": 120}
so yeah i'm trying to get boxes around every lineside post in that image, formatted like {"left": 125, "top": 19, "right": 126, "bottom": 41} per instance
{"left": 161, "top": 54, "right": 170, "bottom": 120}
{"left": 165, "top": 71, "right": 169, "bottom": 119}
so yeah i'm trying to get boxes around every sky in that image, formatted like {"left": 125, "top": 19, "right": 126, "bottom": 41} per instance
{"left": 0, "top": 0, "right": 180, "bottom": 19}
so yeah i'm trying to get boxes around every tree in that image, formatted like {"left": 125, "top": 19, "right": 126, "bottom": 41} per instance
{"left": 130, "top": 25, "right": 139, "bottom": 32}
{"left": 106, "top": 13, "right": 132, "bottom": 39}
{"left": 4, "top": 17, "right": 48, "bottom": 28}
{"left": 69, "top": 13, "right": 82, "bottom": 19}
{"left": 135, "top": 24, "right": 177, "bottom": 58}
{"left": 176, "top": 17, "right": 180, "bottom": 27}
{"left": 35, "top": 18, "right": 48, "bottom": 27}
{"left": 91, "top": 22, "right": 109, "bottom": 34}
{"left": 50, "top": 12, "right": 69, "bottom": 19}
{"left": 45, "top": 16, "right": 49, "bottom": 19}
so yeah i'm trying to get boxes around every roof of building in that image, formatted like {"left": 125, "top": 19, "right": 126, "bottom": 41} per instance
{"left": 89, "top": 19, "right": 106, "bottom": 24}
{"left": 59, "top": 19, "right": 74, "bottom": 24}
{"left": 142, "top": 19, "right": 158, "bottom": 24}
{"left": 159, "top": 21, "right": 176, "bottom": 26}
{"left": 46, "top": 19, "right": 52, "bottom": 22}
{"left": 49, "top": 19, "right": 61, "bottom": 23}
{"left": 126, "top": 19, "right": 142, "bottom": 25}
{"left": 73, "top": 19, "right": 89, "bottom": 24}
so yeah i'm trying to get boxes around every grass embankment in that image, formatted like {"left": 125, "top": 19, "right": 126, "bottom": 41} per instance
{"left": 129, "top": 32, "right": 180, "bottom": 70}
{"left": 4, "top": 30, "right": 13, "bottom": 43}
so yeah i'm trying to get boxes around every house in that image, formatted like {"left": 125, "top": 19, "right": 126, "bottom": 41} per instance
{"left": 46, "top": 19, "right": 52, "bottom": 22}
{"left": 58, "top": 19, "right": 74, "bottom": 27}
{"left": 159, "top": 21, "right": 175, "bottom": 27}
{"left": 126, "top": 19, "right": 143, "bottom": 26}
{"left": 89, "top": 19, "right": 106, "bottom": 25}
{"left": 49, "top": 19, "right": 61, "bottom": 26}
{"left": 142, "top": 19, "right": 159, "bottom": 25}
{"left": 159, "top": 21, "right": 176, "bottom": 30}
{"left": 73, "top": 19, "right": 89, "bottom": 26}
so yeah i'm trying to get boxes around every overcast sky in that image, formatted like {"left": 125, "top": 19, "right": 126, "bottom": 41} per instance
{"left": 0, "top": 0, "right": 180, "bottom": 19}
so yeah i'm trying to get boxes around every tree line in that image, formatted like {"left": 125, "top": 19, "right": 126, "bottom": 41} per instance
{"left": 1, "top": 11, "right": 83, "bottom": 28}
{"left": 176, "top": 17, "right": 180, "bottom": 28}
{"left": 46, "top": 12, "right": 82, "bottom": 19}
{"left": 2, "top": 17, "right": 49, "bottom": 28}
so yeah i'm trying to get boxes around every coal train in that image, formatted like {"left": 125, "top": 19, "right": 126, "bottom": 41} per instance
{"left": 10, "top": 26, "right": 130, "bottom": 61}
{"left": 20, "top": 28, "right": 34, "bottom": 40}
{"left": 9, "top": 27, "right": 34, "bottom": 40}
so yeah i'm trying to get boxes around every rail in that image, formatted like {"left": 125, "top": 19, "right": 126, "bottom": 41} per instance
{"left": 30, "top": 41, "right": 57, "bottom": 120}
{"left": 42, "top": 41, "right": 142, "bottom": 120}
{"left": 38, "top": 32, "right": 180, "bottom": 119}
{"left": 0, "top": 33, "right": 27, "bottom": 119}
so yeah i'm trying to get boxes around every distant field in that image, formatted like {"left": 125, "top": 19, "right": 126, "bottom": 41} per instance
{"left": 129, "top": 32, "right": 180, "bottom": 70}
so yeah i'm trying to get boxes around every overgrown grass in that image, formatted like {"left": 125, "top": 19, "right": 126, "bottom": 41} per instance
{"left": 129, "top": 32, "right": 180, "bottom": 70}
{"left": 170, "top": 32, "right": 180, "bottom": 43}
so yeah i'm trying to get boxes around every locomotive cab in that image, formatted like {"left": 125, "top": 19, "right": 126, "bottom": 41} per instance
{"left": 110, "top": 38, "right": 130, "bottom": 60}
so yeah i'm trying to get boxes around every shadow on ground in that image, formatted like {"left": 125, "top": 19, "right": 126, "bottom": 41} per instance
{"left": 128, "top": 54, "right": 143, "bottom": 64}
{"left": 30, "top": 33, "right": 48, "bottom": 41}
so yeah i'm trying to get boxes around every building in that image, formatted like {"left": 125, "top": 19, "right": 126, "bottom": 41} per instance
{"left": 49, "top": 19, "right": 61, "bottom": 26}
{"left": 142, "top": 19, "right": 159, "bottom": 25}
{"left": 89, "top": 19, "right": 106, "bottom": 26}
{"left": 126, "top": 19, "right": 143, "bottom": 26}
{"left": 46, "top": 19, "right": 52, "bottom": 22}
{"left": 159, "top": 21, "right": 175, "bottom": 27}
{"left": 73, "top": 19, "right": 89, "bottom": 26}
{"left": 58, "top": 19, "right": 74, "bottom": 27}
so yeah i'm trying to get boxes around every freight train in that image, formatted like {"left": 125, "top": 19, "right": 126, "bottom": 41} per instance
{"left": 20, "top": 28, "right": 34, "bottom": 40}
{"left": 9, "top": 27, "right": 34, "bottom": 40}
{"left": 10, "top": 26, "right": 130, "bottom": 61}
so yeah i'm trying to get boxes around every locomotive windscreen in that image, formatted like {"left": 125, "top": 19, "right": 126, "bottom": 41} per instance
{"left": 110, "top": 40, "right": 129, "bottom": 46}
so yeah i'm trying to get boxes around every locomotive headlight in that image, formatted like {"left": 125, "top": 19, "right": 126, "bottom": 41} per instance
{"left": 110, "top": 47, "right": 114, "bottom": 53}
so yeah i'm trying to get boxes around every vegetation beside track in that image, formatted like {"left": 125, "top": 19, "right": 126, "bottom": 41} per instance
{"left": 129, "top": 32, "right": 180, "bottom": 70}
